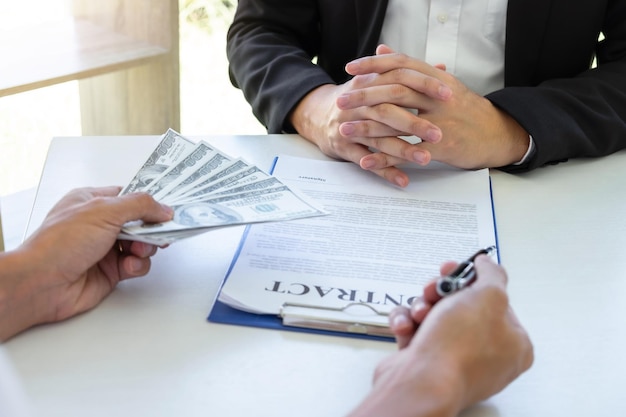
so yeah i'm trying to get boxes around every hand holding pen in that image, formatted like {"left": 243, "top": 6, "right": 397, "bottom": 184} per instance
{"left": 388, "top": 246, "right": 499, "bottom": 349}
{"left": 367, "top": 249, "right": 533, "bottom": 417}
{"left": 435, "top": 245, "right": 498, "bottom": 297}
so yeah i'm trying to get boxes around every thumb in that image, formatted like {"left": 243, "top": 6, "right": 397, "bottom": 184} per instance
{"left": 109, "top": 193, "right": 174, "bottom": 226}
{"left": 473, "top": 255, "right": 508, "bottom": 290}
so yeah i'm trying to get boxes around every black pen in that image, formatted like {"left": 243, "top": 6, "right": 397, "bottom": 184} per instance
{"left": 435, "top": 245, "right": 497, "bottom": 297}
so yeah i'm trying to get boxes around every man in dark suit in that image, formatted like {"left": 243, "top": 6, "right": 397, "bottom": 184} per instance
{"left": 227, "top": 0, "right": 626, "bottom": 187}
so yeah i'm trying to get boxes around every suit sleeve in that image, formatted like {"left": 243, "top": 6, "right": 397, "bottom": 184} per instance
{"left": 226, "top": 0, "right": 334, "bottom": 133}
{"left": 487, "top": 1, "right": 626, "bottom": 172}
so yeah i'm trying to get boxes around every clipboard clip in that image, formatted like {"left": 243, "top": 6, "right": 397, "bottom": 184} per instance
{"left": 279, "top": 302, "right": 393, "bottom": 338}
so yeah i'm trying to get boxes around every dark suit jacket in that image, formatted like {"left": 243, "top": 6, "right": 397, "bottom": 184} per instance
{"left": 227, "top": 0, "right": 626, "bottom": 171}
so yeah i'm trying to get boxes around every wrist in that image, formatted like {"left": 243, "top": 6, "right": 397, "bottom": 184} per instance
{"left": 488, "top": 102, "right": 531, "bottom": 167}
{"left": 348, "top": 355, "right": 464, "bottom": 417}
{"left": 288, "top": 83, "right": 336, "bottom": 144}
{"left": 0, "top": 247, "right": 45, "bottom": 341}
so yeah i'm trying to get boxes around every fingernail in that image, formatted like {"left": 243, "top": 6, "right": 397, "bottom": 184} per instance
{"left": 340, "top": 122, "right": 356, "bottom": 135}
{"left": 438, "top": 85, "right": 452, "bottom": 99}
{"left": 361, "top": 158, "right": 376, "bottom": 169}
{"left": 395, "top": 175, "right": 408, "bottom": 188}
{"left": 413, "top": 151, "right": 427, "bottom": 164}
{"left": 391, "top": 313, "right": 410, "bottom": 330}
{"left": 161, "top": 204, "right": 174, "bottom": 218}
{"left": 128, "top": 257, "right": 144, "bottom": 274}
{"left": 336, "top": 94, "right": 350, "bottom": 108}
{"left": 425, "top": 128, "right": 442, "bottom": 143}
{"left": 411, "top": 300, "right": 427, "bottom": 315}
{"left": 475, "top": 254, "right": 493, "bottom": 264}
{"left": 345, "top": 61, "right": 360, "bottom": 73}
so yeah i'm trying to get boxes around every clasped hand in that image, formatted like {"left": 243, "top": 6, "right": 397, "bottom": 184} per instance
{"left": 292, "top": 45, "right": 529, "bottom": 187}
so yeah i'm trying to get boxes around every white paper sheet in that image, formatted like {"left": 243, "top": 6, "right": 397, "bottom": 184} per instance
{"left": 219, "top": 155, "right": 498, "bottom": 316}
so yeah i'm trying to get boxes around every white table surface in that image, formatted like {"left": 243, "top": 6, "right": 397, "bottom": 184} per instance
{"left": 2, "top": 134, "right": 626, "bottom": 417}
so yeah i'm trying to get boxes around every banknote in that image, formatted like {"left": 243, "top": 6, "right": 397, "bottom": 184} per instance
{"left": 155, "top": 152, "right": 233, "bottom": 202}
{"left": 158, "top": 156, "right": 247, "bottom": 204}
{"left": 159, "top": 159, "right": 251, "bottom": 204}
{"left": 120, "top": 128, "right": 196, "bottom": 194}
{"left": 164, "top": 165, "right": 271, "bottom": 205}
{"left": 118, "top": 129, "right": 326, "bottom": 244}
{"left": 122, "top": 185, "right": 327, "bottom": 236}
{"left": 144, "top": 141, "right": 215, "bottom": 197}
{"left": 200, "top": 177, "right": 283, "bottom": 198}
{"left": 117, "top": 227, "right": 216, "bottom": 246}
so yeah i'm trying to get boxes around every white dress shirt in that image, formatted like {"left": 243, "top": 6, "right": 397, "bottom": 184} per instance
{"left": 379, "top": 0, "right": 507, "bottom": 95}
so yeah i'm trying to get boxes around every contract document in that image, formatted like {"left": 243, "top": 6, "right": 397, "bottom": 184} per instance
{"left": 212, "top": 155, "right": 498, "bottom": 338}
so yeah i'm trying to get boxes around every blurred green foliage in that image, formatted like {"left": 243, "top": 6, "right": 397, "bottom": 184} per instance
{"left": 180, "top": 0, "right": 236, "bottom": 34}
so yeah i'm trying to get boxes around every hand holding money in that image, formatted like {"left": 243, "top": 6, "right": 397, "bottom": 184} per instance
{"left": 118, "top": 129, "right": 327, "bottom": 245}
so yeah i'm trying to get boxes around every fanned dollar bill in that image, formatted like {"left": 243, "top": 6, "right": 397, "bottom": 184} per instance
{"left": 121, "top": 128, "right": 196, "bottom": 194}
{"left": 144, "top": 141, "right": 215, "bottom": 198}
{"left": 119, "top": 129, "right": 327, "bottom": 244}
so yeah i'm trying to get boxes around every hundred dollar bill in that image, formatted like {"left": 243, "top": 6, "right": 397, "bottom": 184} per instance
{"left": 210, "top": 177, "right": 283, "bottom": 195}
{"left": 122, "top": 185, "right": 328, "bottom": 235}
{"left": 177, "top": 177, "right": 284, "bottom": 206}
{"left": 118, "top": 227, "right": 216, "bottom": 245}
{"left": 144, "top": 141, "right": 215, "bottom": 197}
{"left": 121, "top": 128, "right": 196, "bottom": 194}
{"left": 155, "top": 152, "right": 233, "bottom": 202}
{"left": 165, "top": 165, "right": 271, "bottom": 205}
{"left": 192, "top": 166, "right": 273, "bottom": 196}
{"left": 161, "top": 159, "right": 252, "bottom": 204}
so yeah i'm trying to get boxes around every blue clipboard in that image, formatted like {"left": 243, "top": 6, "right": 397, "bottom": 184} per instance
{"left": 208, "top": 297, "right": 395, "bottom": 342}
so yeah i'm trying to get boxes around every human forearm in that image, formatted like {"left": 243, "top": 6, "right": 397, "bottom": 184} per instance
{"left": 228, "top": 44, "right": 333, "bottom": 134}
{"left": 488, "top": 64, "right": 626, "bottom": 172}
{"left": 227, "top": 0, "right": 335, "bottom": 133}
{"left": 0, "top": 248, "right": 49, "bottom": 342}
{"left": 483, "top": 101, "right": 531, "bottom": 168}
{"left": 348, "top": 360, "right": 462, "bottom": 417}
